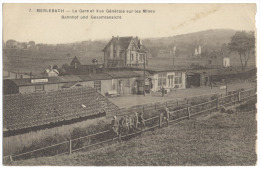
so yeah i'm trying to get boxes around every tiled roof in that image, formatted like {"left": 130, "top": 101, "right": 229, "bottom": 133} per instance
{"left": 102, "top": 36, "right": 133, "bottom": 51}
{"left": 3, "top": 86, "right": 120, "bottom": 131}
{"left": 118, "top": 37, "right": 133, "bottom": 50}
{"left": 5, "top": 73, "right": 113, "bottom": 87}
{"left": 61, "top": 82, "right": 82, "bottom": 88}
{"left": 9, "top": 75, "right": 82, "bottom": 87}
{"left": 88, "top": 73, "right": 113, "bottom": 80}
{"left": 105, "top": 71, "right": 142, "bottom": 78}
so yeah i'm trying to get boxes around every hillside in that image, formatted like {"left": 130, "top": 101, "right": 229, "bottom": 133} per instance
{"left": 3, "top": 29, "right": 255, "bottom": 75}
{"left": 143, "top": 29, "right": 237, "bottom": 58}
{"left": 8, "top": 100, "right": 257, "bottom": 166}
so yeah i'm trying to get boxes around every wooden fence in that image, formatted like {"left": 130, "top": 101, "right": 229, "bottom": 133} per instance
{"left": 3, "top": 87, "right": 256, "bottom": 163}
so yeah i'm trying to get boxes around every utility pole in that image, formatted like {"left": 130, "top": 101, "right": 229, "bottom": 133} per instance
{"left": 143, "top": 54, "right": 146, "bottom": 96}
{"left": 173, "top": 46, "right": 176, "bottom": 66}
{"left": 225, "top": 66, "right": 232, "bottom": 96}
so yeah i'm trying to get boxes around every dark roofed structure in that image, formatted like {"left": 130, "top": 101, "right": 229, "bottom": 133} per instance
{"left": 3, "top": 86, "right": 120, "bottom": 133}
{"left": 70, "top": 56, "right": 81, "bottom": 66}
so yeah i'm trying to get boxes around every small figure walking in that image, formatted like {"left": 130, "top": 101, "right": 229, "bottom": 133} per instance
{"left": 162, "top": 86, "right": 165, "bottom": 97}
{"left": 111, "top": 116, "right": 119, "bottom": 140}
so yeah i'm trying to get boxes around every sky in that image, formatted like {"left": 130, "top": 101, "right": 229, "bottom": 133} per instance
{"left": 3, "top": 3, "right": 257, "bottom": 44}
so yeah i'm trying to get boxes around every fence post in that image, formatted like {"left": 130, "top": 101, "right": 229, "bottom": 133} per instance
{"left": 187, "top": 107, "right": 191, "bottom": 119}
{"left": 216, "top": 98, "right": 219, "bottom": 110}
{"left": 159, "top": 113, "right": 163, "bottom": 128}
{"left": 69, "top": 139, "right": 72, "bottom": 154}
{"left": 238, "top": 92, "right": 241, "bottom": 102}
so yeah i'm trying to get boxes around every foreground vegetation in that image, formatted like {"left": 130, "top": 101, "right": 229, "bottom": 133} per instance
{"left": 8, "top": 99, "right": 256, "bottom": 166}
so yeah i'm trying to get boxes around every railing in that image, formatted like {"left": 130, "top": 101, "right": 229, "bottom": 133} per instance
{"left": 3, "top": 86, "right": 256, "bottom": 163}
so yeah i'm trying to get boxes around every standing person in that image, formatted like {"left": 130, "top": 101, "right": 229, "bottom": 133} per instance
{"left": 118, "top": 117, "right": 125, "bottom": 142}
{"left": 162, "top": 86, "right": 165, "bottom": 97}
{"left": 124, "top": 116, "right": 129, "bottom": 135}
{"left": 138, "top": 112, "right": 145, "bottom": 130}
{"left": 133, "top": 112, "right": 139, "bottom": 131}
{"left": 128, "top": 116, "right": 133, "bottom": 133}
{"left": 164, "top": 107, "right": 170, "bottom": 126}
{"left": 111, "top": 116, "right": 119, "bottom": 140}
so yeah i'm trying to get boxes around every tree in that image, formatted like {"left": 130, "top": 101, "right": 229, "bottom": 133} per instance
{"left": 228, "top": 31, "right": 255, "bottom": 71}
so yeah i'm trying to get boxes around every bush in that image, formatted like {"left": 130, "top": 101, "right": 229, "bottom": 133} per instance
{"left": 236, "top": 99, "right": 256, "bottom": 112}
{"left": 15, "top": 134, "right": 68, "bottom": 160}
{"left": 210, "top": 94, "right": 219, "bottom": 101}
{"left": 71, "top": 127, "right": 87, "bottom": 149}
{"left": 220, "top": 106, "right": 226, "bottom": 113}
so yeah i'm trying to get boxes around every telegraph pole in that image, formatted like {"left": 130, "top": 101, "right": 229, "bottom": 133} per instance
{"left": 225, "top": 66, "right": 232, "bottom": 96}
{"left": 143, "top": 54, "right": 146, "bottom": 96}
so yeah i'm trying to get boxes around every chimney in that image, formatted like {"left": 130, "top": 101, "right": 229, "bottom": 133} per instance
{"left": 139, "top": 39, "right": 142, "bottom": 45}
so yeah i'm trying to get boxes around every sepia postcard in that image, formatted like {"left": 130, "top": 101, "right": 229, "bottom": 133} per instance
{"left": 1, "top": 1, "right": 258, "bottom": 167}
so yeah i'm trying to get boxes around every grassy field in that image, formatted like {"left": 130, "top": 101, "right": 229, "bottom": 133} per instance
{"left": 7, "top": 100, "right": 257, "bottom": 166}
{"left": 3, "top": 47, "right": 256, "bottom": 75}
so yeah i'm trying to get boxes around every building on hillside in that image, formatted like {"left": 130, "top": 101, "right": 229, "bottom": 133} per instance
{"left": 194, "top": 45, "right": 202, "bottom": 56}
{"left": 43, "top": 65, "right": 59, "bottom": 77}
{"left": 223, "top": 57, "right": 231, "bottom": 67}
{"left": 64, "top": 56, "right": 103, "bottom": 75}
{"left": 102, "top": 36, "right": 148, "bottom": 68}
{"left": 6, "top": 40, "right": 17, "bottom": 48}
{"left": 28, "top": 41, "right": 36, "bottom": 49}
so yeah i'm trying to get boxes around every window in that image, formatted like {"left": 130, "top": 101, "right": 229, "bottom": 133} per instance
{"left": 94, "top": 80, "right": 101, "bottom": 92}
{"left": 131, "top": 54, "right": 134, "bottom": 61}
{"left": 175, "top": 72, "right": 182, "bottom": 86}
{"left": 158, "top": 73, "right": 167, "bottom": 86}
{"left": 168, "top": 75, "right": 174, "bottom": 87}
{"left": 35, "top": 84, "right": 44, "bottom": 91}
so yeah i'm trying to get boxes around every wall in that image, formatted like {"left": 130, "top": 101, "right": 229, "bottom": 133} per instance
{"left": 151, "top": 74, "right": 158, "bottom": 92}
{"left": 151, "top": 71, "right": 186, "bottom": 91}
{"left": 129, "top": 78, "right": 137, "bottom": 94}
{"left": 44, "top": 83, "right": 59, "bottom": 92}
{"left": 101, "top": 79, "right": 112, "bottom": 95}
{"left": 3, "top": 80, "right": 19, "bottom": 95}
{"left": 182, "top": 72, "right": 186, "bottom": 89}
{"left": 82, "top": 81, "right": 94, "bottom": 88}
{"left": 19, "top": 86, "right": 35, "bottom": 94}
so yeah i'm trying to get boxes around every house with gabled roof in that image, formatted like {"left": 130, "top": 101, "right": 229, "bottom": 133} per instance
{"left": 102, "top": 36, "right": 148, "bottom": 68}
